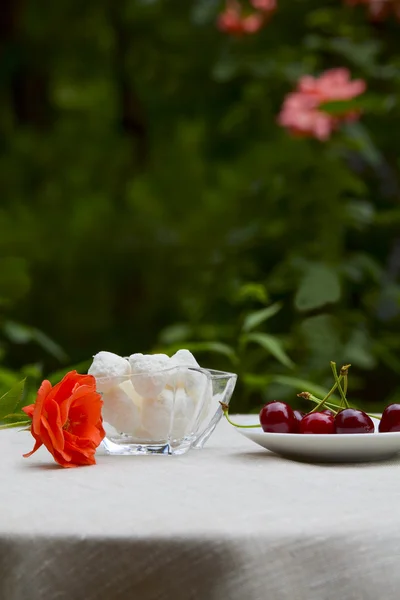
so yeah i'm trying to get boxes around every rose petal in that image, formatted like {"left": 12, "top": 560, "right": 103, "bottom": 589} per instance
{"left": 41, "top": 399, "right": 64, "bottom": 452}
{"left": 31, "top": 380, "right": 52, "bottom": 436}
{"left": 23, "top": 435, "right": 43, "bottom": 458}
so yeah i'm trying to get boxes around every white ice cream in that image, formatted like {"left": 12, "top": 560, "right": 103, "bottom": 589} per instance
{"left": 88, "top": 351, "right": 131, "bottom": 392}
{"left": 88, "top": 349, "right": 212, "bottom": 441}
{"left": 129, "top": 353, "right": 171, "bottom": 397}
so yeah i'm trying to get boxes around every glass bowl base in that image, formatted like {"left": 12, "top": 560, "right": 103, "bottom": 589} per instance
{"left": 102, "top": 436, "right": 192, "bottom": 456}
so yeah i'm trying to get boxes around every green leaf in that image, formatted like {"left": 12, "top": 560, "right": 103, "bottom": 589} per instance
{"left": 344, "top": 329, "right": 376, "bottom": 370}
{"left": 234, "top": 283, "right": 269, "bottom": 305}
{"left": 21, "top": 363, "right": 43, "bottom": 380}
{"left": 0, "top": 420, "right": 31, "bottom": 430}
{"left": 295, "top": 264, "right": 341, "bottom": 312}
{"left": 242, "top": 303, "right": 282, "bottom": 332}
{"left": 155, "top": 341, "right": 238, "bottom": 364}
{"left": 321, "top": 94, "right": 390, "bottom": 117}
{"left": 158, "top": 323, "right": 192, "bottom": 345}
{"left": 0, "top": 380, "right": 26, "bottom": 421}
{"left": 241, "top": 373, "right": 331, "bottom": 400}
{"left": 3, "top": 321, "right": 68, "bottom": 362}
{"left": 1, "top": 412, "right": 28, "bottom": 420}
{"left": 32, "top": 329, "right": 68, "bottom": 362}
{"left": 269, "top": 375, "right": 329, "bottom": 399}
{"left": 242, "top": 373, "right": 272, "bottom": 389}
{"left": 0, "top": 367, "right": 21, "bottom": 395}
{"left": 242, "top": 332, "right": 294, "bottom": 368}
{"left": 300, "top": 315, "right": 342, "bottom": 370}
{"left": 342, "top": 253, "right": 382, "bottom": 283}
{"left": 345, "top": 200, "right": 375, "bottom": 230}
{"left": 3, "top": 321, "right": 31, "bottom": 343}
{"left": 319, "top": 98, "right": 363, "bottom": 116}
{"left": 47, "top": 359, "right": 92, "bottom": 385}
{"left": 375, "top": 344, "right": 400, "bottom": 375}
{"left": 343, "top": 122, "right": 382, "bottom": 167}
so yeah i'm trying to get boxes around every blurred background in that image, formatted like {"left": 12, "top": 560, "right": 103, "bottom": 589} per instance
{"left": 1, "top": 0, "right": 399, "bottom": 412}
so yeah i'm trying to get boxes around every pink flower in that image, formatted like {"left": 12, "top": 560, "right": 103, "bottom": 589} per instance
{"left": 298, "top": 69, "right": 366, "bottom": 102}
{"left": 345, "top": 0, "right": 400, "bottom": 21}
{"left": 250, "top": 0, "right": 277, "bottom": 12}
{"left": 217, "top": 0, "right": 274, "bottom": 36}
{"left": 241, "top": 12, "right": 265, "bottom": 33}
{"left": 217, "top": 1, "right": 245, "bottom": 35}
{"left": 278, "top": 68, "right": 366, "bottom": 141}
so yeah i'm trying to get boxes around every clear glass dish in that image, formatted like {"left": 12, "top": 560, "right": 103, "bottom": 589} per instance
{"left": 94, "top": 366, "right": 237, "bottom": 455}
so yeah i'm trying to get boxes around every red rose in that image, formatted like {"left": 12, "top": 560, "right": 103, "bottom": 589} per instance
{"left": 23, "top": 371, "right": 105, "bottom": 468}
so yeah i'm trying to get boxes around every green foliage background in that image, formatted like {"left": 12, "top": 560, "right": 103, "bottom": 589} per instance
{"left": 1, "top": 0, "right": 399, "bottom": 412}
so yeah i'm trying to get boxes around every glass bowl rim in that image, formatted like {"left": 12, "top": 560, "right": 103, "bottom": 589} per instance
{"left": 94, "top": 366, "right": 237, "bottom": 383}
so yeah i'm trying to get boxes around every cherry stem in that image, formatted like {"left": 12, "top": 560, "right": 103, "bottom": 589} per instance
{"left": 309, "top": 377, "right": 343, "bottom": 413}
{"left": 301, "top": 393, "right": 339, "bottom": 415}
{"left": 220, "top": 403, "right": 260, "bottom": 428}
{"left": 340, "top": 363, "right": 351, "bottom": 402}
{"left": 343, "top": 373, "right": 348, "bottom": 398}
{"left": 331, "top": 362, "right": 350, "bottom": 408}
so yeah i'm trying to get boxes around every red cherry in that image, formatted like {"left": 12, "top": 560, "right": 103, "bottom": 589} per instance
{"left": 379, "top": 404, "right": 400, "bottom": 433}
{"left": 335, "top": 408, "right": 374, "bottom": 434}
{"left": 293, "top": 410, "right": 305, "bottom": 433}
{"left": 259, "top": 401, "right": 296, "bottom": 433}
{"left": 299, "top": 412, "right": 336, "bottom": 434}
{"left": 321, "top": 409, "right": 334, "bottom": 416}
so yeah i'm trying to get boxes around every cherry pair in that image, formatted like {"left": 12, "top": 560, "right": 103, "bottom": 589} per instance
{"left": 260, "top": 401, "right": 400, "bottom": 434}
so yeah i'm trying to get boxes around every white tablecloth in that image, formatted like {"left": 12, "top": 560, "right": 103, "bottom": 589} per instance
{"left": 1, "top": 418, "right": 400, "bottom": 600}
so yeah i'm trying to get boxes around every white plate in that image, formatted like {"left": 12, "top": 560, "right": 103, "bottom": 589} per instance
{"left": 233, "top": 415, "right": 400, "bottom": 463}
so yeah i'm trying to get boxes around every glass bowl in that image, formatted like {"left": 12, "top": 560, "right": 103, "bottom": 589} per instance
{"left": 94, "top": 366, "right": 237, "bottom": 456}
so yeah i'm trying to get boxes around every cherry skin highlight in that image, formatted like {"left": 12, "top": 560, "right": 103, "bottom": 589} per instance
{"left": 379, "top": 404, "right": 400, "bottom": 433}
{"left": 259, "top": 401, "right": 297, "bottom": 433}
{"left": 299, "top": 412, "right": 336, "bottom": 434}
{"left": 335, "top": 409, "right": 374, "bottom": 434}
{"left": 321, "top": 409, "right": 334, "bottom": 416}
{"left": 293, "top": 410, "right": 305, "bottom": 433}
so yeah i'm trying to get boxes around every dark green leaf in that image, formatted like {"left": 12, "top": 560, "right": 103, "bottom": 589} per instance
{"left": 242, "top": 332, "right": 294, "bottom": 368}
{"left": 47, "top": 360, "right": 92, "bottom": 385}
{"left": 242, "top": 303, "right": 282, "bottom": 332}
{"left": 0, "top": 380, "right": 26, "bottom": 421}
{"left": 242, "top": 373, "right": 272, "bottom": 389}
{"left": 234, "top": 283, "right": 269, "bottom": 306}
{"left": 320, "top": 95, "right": 387, "bottom": 117}
{"left": 1, "top": 412, "right": 30, "bottom": 423}
{"left": 158, "top": 323, "right": 192, "bottom": 345}
{"left": 269, "top": 375, "right": 329, "bottom": 399}
{"left": 0, "top": 420, "right": 31, "bottom": 430}
{"left": 319, "top": 99, "right": 363, "bottom": 116}
{"left": 32, "top": 329, "right": 68, "bottom": 362}
{"left": 3, "top": 321, "right": 32, "bottom": 344}
{"left": 300, "top": 315, "right": 342, "bottom": 370}
{"left": 3, "top": 321, "right": 68, "bottom": 362}
{"left": 154, "top": 341, "right": 238, "bottom": 364}
{"left": 344, "top": 329, "right": 376, "bottom": 370}
{"left": 295, "top": 264, "right": 341, "bottom": 312}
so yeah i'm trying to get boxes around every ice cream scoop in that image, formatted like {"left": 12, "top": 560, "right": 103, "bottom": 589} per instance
{"left": 89, "top": 349, "right": 212, "bottom": 441}
{"left": 88, "top": 351, "right": 131, "bottom": 392}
